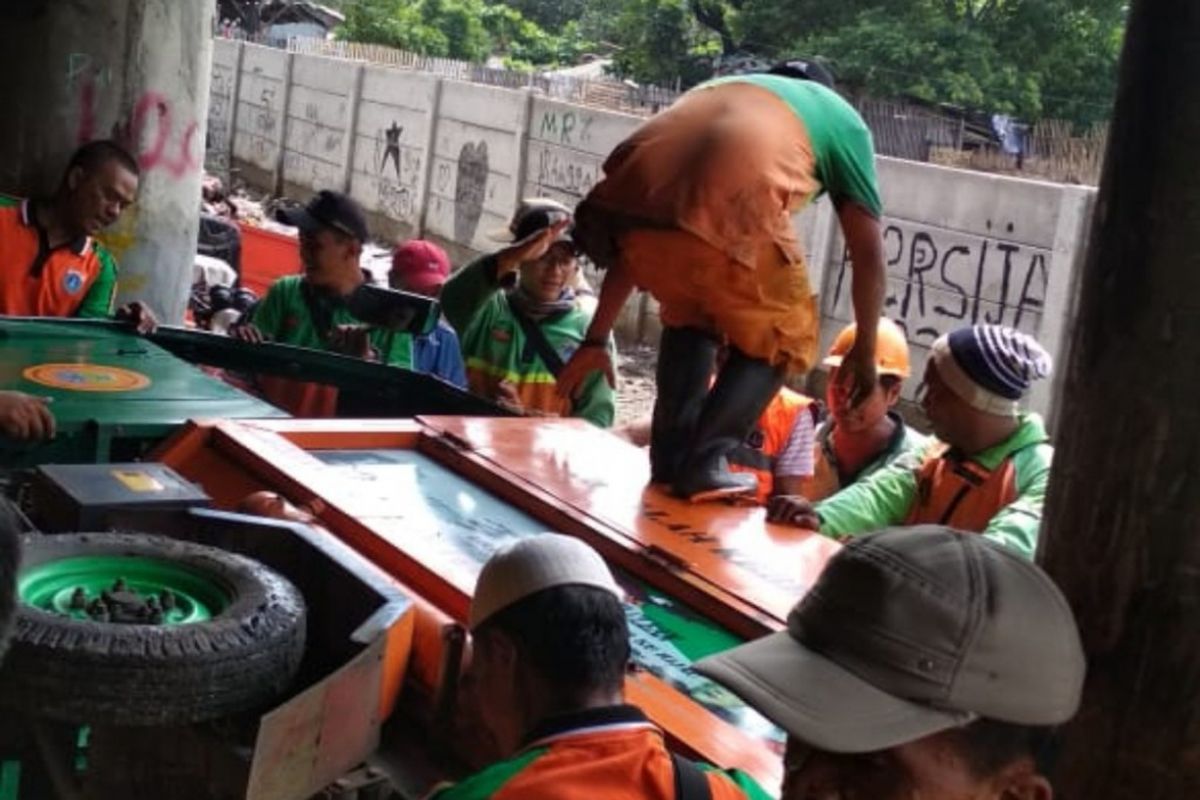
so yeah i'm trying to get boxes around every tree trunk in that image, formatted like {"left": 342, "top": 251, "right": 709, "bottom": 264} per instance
{"left": 1039, "top": 1, "right": 1200, "bottom": 798}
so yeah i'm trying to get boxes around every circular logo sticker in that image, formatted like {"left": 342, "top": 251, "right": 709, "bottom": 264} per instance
{"left": 23, "top": 363, "right": 151, "bottom": 393}
{"left": 63, "top": 270, "right": 84, "bottom": 294}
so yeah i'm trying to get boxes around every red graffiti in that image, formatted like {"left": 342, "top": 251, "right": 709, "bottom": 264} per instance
{"left": 130, "top": 93, "right": 172, "bottom": 172}
{"left": 125, "top": 92, "right": 201, "bottom": 178}
{"left": 77, "top": 87, "right": 200, "bottom": 179}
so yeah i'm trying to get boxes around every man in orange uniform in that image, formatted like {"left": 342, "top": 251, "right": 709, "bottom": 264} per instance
{"left": 430, "top": 534, "right": 771, "bottom": 800}
{"left": 723, "top": 385, "right": 818, "bottom": 504}
{"left": 0, "top": 140, "right": 155, "bottom": 331}
{"left": 769, "top": 324, "right": 1053, "bottom": 560}
{"left": 801, "top": 318, "right": 929, "bottom": 501}
{"left": 557, "top": 60, "right": 886, "bottom": 502}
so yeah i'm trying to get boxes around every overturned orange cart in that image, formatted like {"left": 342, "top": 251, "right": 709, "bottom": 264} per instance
{"left": 154, "top": 416, "right": 840, "bottom": 791}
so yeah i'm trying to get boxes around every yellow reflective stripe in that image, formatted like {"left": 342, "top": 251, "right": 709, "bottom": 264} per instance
{"left": 465, "top": 357, "right": 557, "bottom": 385}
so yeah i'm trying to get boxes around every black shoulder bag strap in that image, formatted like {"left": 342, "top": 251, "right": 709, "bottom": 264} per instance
{"left": 510, "top": 305, "right": 566, "bottom": 377}
{"left": 299, "top": 279, "right": 337, "bottom": 341}
{"left": 670, "top": 752, "right": 713, "bottom": 800}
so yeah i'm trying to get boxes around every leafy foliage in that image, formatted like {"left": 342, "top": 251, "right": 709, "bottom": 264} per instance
{"left": 337, "top": 0, "right": 1125, "bottom": 125}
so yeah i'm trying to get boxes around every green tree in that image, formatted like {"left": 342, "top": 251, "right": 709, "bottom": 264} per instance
{"left": 340, "top": 0, "right": 490, "bottom": 60}
{"left": 341, "top": 0, "right": 588, "bottom": 66}
{"left": 602, "top": 0, "right": 1123, "bottom": 126}
{"left": 609, "top": 0, "right": 721, "bottom": 85}
{"left": 341, "top": 0, "right": 1124, "bottom": 125}
{"left": 501, "top": 0, "right": 589, "bottom": 32}
{"left": 792, "top": 1, "right": 1123, "bottom": 125}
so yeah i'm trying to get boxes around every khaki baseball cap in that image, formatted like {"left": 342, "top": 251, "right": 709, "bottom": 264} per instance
{"left": 696, "top": 526, "right": 1086, "bottom": 753}
{"left": 469, "top": 534, "right": 622, "bottom": 630}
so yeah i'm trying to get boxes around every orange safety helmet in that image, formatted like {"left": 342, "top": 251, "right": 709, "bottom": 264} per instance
{"left": 822, "top": 318, "right": 911, "bottom": 378}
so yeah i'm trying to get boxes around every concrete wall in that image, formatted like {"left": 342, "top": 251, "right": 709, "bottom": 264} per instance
{"left": 207, "top": 41, "right": 1095, "bottom": 420}
{"left": 231, "top": 44, "right": 289, "bottom": 188}
{"left": 280, "top": 54, "right": 358, "bottom": 199}
{"left": 207, "top": 37, "right": 241, "bottom": 181}
{"left": 420, "top": 81, "right": 531, "bottom": 262}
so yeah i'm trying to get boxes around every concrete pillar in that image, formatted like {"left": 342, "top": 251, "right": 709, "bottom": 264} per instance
{"left": 416, "top": 79, "right": 446, "bottom": 239}
{"left": 0, "top": 0, "right": 217, "bottom": 324}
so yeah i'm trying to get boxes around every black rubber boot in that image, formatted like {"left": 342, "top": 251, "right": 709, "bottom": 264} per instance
{"left": 672, "top": 349, "right": 785, "bottom": 502}
{"left": 648, "top": 327, "right": 719, "bottom": 484}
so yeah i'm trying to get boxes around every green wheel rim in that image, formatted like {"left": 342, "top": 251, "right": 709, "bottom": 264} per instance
{"left": 20, "top": 555, "right": 231, "bottom": 625}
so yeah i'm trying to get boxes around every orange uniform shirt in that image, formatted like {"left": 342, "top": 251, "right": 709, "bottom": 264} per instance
{"left": 427, "top": 706, "right": 773, "bottom": 800}
{"left": 0, "top": 197, "right": 118, "bottom": 318}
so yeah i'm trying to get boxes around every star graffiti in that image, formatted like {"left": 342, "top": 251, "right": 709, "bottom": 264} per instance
{"left": 381, "top": 121, "right": 402, "bottom": 177}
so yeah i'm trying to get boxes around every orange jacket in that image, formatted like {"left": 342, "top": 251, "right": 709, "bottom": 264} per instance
{"left": 728, "top": 388, "right": 816, "bottom": 504}
{"left": 427, "top": 706, "right": 771, "bottom": 800}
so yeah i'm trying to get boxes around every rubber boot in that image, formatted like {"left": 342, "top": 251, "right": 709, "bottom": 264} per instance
{"left": 648, "top": 327, "right": 719, "bottom": 484}
{"left": 672, "top": 349, "right": 785, "bottom": 502}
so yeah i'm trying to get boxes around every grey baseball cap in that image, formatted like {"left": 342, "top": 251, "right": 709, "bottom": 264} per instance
{"left": 695, "top": 526, "right": 1086, "bottom": 753}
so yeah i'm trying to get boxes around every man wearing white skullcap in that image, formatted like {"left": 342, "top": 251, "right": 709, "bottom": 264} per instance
{"left": 430, "top": 533, "right": 772, "bottom": 800}
{"left": 767, "top": 324, "right": 1054, "bottom": 559}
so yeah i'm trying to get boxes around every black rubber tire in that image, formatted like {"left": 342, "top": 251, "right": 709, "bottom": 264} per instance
{"left": 0, "top": 533, "right": 306, "bottom": 726}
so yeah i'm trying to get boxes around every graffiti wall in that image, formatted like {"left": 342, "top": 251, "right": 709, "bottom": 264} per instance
{"left": 423, "top": 81, "right": 524, "bottom": 252}
{"left": 524, "top": 99, "right": 639, "bottom": 206}
{"left": 280, "top": 54, "right": 357, "bottom": 194}
{"left": 232, "top": 44, "right": 287, "bottom": 174}
{"left": 819, "top": 159, "right": 1092, "bottom": 408}
{"left": 348, "top": 67, "right": 437, "bottom": 230}
{"left": 206, "top": 38, "right": 239, "bottom": 178}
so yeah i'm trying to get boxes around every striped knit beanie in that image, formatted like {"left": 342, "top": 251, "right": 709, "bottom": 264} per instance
{"left": 930, "top": 325, "right": 1052, "bottom": 416}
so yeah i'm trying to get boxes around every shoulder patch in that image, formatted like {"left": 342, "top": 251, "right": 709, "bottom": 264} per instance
{"left": 63, "top": 269, "right": 86, "bottom": 294}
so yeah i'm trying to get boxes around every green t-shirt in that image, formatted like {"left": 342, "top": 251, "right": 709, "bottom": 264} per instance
{"left": 249, "top": 275, "right": 414, "bottom": 367}
{"left": 706, "top": 74, "right": 883, "bottom": 217}
{"left": 440, "top": 256, "right": 616, "bottom": 428}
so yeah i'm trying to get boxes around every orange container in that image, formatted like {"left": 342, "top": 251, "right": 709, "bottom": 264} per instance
{"left": 239, "top": 222, "right": 300, "bottom": 296}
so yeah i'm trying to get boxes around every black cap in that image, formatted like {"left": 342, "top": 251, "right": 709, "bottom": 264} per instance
{"left": 489, "top": 198, "right": 574, "bottom": 246}
{"left": 279, "top": 190, "right": 368, "bottom": 241}
{"left": 767, "top": 58, "right": 835, "bottom": 89}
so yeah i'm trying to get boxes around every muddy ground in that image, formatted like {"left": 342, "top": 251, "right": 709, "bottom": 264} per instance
{"left": 614, "top": 342, "right": 658, "bottom": 425}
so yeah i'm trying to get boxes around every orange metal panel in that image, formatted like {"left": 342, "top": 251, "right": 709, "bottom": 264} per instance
{"left": 418, "top": 416, "right": 838, "bottom": 624}
{"left": 380, "top": 605, "right": 417, "bottom": 720}
{"left": 154, "top": 417, "right": 835, "bottom": 790}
